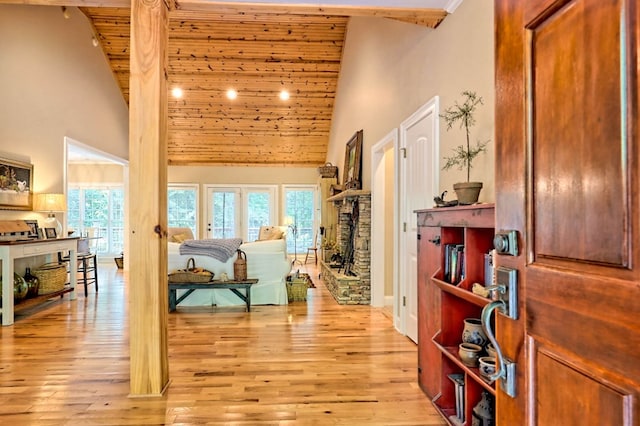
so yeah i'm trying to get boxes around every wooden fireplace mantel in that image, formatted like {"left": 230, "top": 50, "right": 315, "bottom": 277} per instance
{"left": 327, "top": 189, "right": 371, "bottom": 202}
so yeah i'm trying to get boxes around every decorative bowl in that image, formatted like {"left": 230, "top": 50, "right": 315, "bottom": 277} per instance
{"left": 458, "top": 342, "right": 483, "bottom": 367}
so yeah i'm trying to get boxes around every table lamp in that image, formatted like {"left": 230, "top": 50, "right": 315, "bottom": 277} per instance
{"left": 33, "top": 193, "right": 66, "bottom": 238}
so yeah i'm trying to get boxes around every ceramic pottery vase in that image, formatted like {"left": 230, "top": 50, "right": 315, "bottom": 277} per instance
{"left": 478, "top": 356, "right": 496, "bottom": 380}
{"left": 24, "top": 267, "right": 40, "bottom": 298}
{"left": 486, "top": 343, "right": 497, "bottom": 359}
{"left": 458, "top": 342, "right": 483, "bottom": 367}
{"left": 462, "top": 318, "right": 488, "bottom": 347}
{"left": 472, "top": 390, "right": 495, "bottom": 426}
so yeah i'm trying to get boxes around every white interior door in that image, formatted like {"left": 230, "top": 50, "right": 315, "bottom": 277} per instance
{"left": 399, "top": 97, "right": 439, "bottom": 343}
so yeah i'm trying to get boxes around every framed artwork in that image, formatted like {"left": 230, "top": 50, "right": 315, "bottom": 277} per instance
{"left": 45, "top": 227, "right": 57, "bottom": 239}
{"left": 0, "top": 157, "right": 33, "bottom": 210}
{"left": 24, "top": 219, "right": 39, "bottom": 239}
{"left": 342, "top": 129, "right": 364, "bottom": 190}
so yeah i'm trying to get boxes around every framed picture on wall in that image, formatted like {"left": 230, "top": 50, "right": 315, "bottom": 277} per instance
{"left": 342, "top": 129, "right": 364, "bottom": 190}
{"left": 0, "top": 157, "right": 33, "bottom": 210}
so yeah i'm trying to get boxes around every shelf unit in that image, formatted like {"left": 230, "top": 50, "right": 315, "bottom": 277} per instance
{"left": 14, "top": 286, "right": 74, "bottom": 314}
{"left": 416, "top": 204, "right": 495, "bottom": 425}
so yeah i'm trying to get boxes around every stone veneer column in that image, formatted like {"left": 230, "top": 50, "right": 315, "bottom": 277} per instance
{"left": 353, "top": 195, "right": 371, "bottom": 303}
{"left": 323, "top": 191, "right": 371, "bottom": 304}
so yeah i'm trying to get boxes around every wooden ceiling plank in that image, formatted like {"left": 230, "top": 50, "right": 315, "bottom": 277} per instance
{"left": 71, "top": 4, "right": 449, "bottom": 166}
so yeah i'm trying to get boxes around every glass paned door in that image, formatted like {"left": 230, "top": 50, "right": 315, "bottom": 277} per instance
{"left": 207, "top": 188, "right": 240, "bottom": 238}
{"left": 206, "top": 186, "right": 277, "bottom": 241}
{"left": 283, "top": 186, "right": 317, "bottom": 254}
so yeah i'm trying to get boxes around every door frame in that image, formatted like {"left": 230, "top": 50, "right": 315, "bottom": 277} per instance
{"left": 398, "top": 96, "right": 439, "bottom": 337}
{"left": 204, "top": 184, "right": 277, "bottom": 240}
{"left": 370, "top": 128, "right": 399, "bottom": 309}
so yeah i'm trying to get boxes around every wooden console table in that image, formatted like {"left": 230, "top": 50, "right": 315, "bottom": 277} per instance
{"left": 168, "top": 279, "right": 259, "bottom": 312}
{"left": 0, "top": 237, "right": 79, "bottom": 326}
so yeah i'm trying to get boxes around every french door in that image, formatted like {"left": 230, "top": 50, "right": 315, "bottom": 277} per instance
{"left": 205, "top": 185, "right": 276, "bottom": 241}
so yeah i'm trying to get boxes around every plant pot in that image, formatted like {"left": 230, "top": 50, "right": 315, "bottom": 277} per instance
{"left": 453, "top": 181, "right": 483, "bottom": 205}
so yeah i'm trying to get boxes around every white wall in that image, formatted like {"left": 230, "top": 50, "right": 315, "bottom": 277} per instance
{"left": 168, "top": 165, "right": 318, "bottom": 185}
{"left": 68, "top": 164, "right": 125, "bottom": 184}
{"left": 326, "top": 0, "right": 495, "bottom": 202}
{"left": 0, "top": 5, "right": 129, "bottom": 222}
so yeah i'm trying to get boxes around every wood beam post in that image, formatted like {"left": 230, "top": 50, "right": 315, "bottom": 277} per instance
{"left": 128, "top": 0, "right": 170, "bottom": 396}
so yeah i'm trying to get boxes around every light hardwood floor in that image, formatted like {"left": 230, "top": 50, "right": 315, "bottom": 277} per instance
{"left": 1, "top": 262, "right": 445, "bottom": 425}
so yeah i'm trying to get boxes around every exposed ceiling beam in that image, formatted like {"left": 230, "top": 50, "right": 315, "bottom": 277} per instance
{"left": 0, "top": 0, "right": 448, "bottom": 27}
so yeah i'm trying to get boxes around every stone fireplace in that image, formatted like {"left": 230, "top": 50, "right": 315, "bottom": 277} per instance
{"left": 320, "top": 190, "right": 371, "bottom": 304}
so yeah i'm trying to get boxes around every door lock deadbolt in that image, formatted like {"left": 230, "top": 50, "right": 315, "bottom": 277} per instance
{"left": 493, "top": 230, "right": 518, "bottom": 256}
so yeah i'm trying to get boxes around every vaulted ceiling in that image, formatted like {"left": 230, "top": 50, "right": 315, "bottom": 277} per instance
{"left": 80, "top": 3, "right": 450, "bottom": 166}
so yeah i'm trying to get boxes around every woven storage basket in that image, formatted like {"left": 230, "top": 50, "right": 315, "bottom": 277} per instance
{"left": 34, "top": 262, "right": 67, "bottom": 295}
{"left": 168, "top": 257, "right": 213, "bottom": 283}
{"left": 318, "top": 162, "right": 338, "bottom": 178}
{"left": 286, "top": 276, "right": 309, "bottom": 302}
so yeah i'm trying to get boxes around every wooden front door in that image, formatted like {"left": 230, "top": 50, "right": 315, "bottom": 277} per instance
{"left": 495, "top": 0, "right": 640, "bottom": 424}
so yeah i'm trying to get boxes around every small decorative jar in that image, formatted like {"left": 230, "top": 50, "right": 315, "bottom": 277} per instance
{"left": 458, "top": 342, "right": 483, "bottom": 367}
{"left": 24, "top": 267, "right": 40, "bottom": 298}
{"left": 462, "top": 318, "right": 488, "bottom": 347}
{"left": 13, "top": 273, "right": 28, "bottom": 303}
{"left": 486, "top": 343, "right": 497, "bottom": 359}
{"left": 478, "top": 356, "right": 497, "bottom": 380}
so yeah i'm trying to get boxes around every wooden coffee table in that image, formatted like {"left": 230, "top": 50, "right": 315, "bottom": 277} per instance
{"left": 168, "top": 279, "right": 258, "bottom": 312}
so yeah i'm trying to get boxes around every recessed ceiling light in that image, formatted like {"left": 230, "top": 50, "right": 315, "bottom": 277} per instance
{"left": 279, "top": 90, "right": 290, "bottom": 101}
{"left": 171, "top": 87, "right": 183, "bottom": 98}
{"left": 227, "top": 89, "right": 238, "bottom": 100}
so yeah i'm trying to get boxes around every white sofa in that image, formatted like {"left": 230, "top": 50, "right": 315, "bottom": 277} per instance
{"left": 167, "top": 227, "right": 291, "bottom": 307}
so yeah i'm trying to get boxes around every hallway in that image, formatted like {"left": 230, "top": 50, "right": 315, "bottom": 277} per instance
{"left": 1, "top": 262, "right": 445, "bottom": 425}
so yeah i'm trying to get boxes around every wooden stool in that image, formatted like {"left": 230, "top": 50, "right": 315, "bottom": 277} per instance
{"left": 59, "top": 251, "right": 99, "bottom": 297}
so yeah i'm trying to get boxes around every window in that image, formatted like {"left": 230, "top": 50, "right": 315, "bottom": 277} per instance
{"left": 246, "top": 191, "right": 271, "bottom": 241}
{"left": 283, "top": 185, "right": 317, "bottom": 254}
{"left": 168, "top": 184, "right": 198, "bottom": 237}
{"left": 67, "top": 186, "right": 124, "bottom": 256}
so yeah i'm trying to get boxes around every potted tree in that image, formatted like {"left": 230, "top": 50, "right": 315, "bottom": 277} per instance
{"left": 441, "top": 91, "right": 490, "bottom": 204}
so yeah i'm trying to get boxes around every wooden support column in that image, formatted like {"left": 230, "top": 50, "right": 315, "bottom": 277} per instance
{"left": 128, "top": 0, "right": 170, "bottom": 396}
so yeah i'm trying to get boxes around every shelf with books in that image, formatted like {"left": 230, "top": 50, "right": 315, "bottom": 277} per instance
{"left": 416, "top": 204, "right": 495, "bottom": 426}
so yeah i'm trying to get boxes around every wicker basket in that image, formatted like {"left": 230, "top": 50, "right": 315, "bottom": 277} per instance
{"left": 114, "top": 256, "right": 124, "bottom": 269}
{"left": 318, "top": 162, "right": 338, "bottom": 178}
{"left": 286, "top": 275, "right": 309, "bottom": 302}
{"left": 34, "top": 262, "right": 67, "bottom": 295}
{"left": 168, "top": 257, "right": 214, "bottom": 283}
